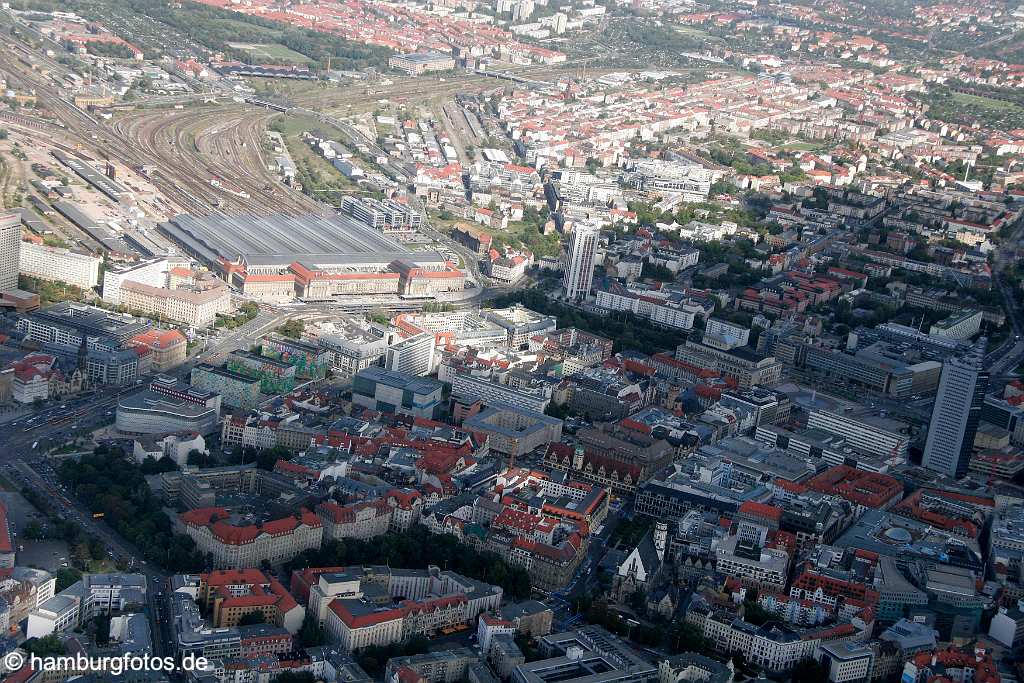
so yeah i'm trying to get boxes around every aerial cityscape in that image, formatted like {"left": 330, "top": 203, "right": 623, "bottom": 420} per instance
{"left": 0, "top": 1, "right": 1021, "bottom": 683}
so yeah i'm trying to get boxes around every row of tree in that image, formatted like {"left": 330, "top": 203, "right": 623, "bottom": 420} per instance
{"left": 58, "top": 447, "right": 207, "bottom": 572}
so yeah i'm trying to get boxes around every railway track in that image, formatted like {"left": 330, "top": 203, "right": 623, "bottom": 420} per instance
{"left": 0, "top": 44, "right": 318, "bottom": 217}
{"left": 114, "top": 107, "right": 320, "bottom": 216}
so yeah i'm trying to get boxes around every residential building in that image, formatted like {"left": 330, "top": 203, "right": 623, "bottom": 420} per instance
{"left": 685, "top": 603, "right": 836, "bottom": 673}
{"left": 322, "top": 569, "right": 501, "bottom": 652}
{"left": 19, "top": 240, "right": 102, "bottom": 289}
{"left": 0, "top": 567, "right": 57, "bottom": 627}
{"left": 385, "top": 648, "right": 479, "bottom": 683}
{"left": 318, "top": 499, "right": 394, "bottom": 541}
{"left": 657, "top": 654, "right": 732, "bottom": 683}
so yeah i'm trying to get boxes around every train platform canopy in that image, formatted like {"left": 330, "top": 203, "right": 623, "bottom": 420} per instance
{"left": 158, "top": 212, "right": 418, "bottom": 268}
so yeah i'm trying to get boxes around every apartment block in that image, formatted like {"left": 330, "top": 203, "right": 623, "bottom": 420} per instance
{"left": 19, "top": 240, "right": 102, "bottom": 289}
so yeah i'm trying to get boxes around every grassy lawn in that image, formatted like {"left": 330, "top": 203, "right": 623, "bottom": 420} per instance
{"left": 272, "top": 112, "right": 328, "bottom": 137}
{"left": 245, "top": 77, "right": 329, "bottom": 100}
{"left": 674, "top": 25, "right": 724, "bottom": 42}
{"left": 286, "top": 136, "right": 360, "bottom": 189}
{"left": 951, "top": 92, "right": 1021, "bottom": 111}
{"left": 780, "top": 141, "right": 823, "bottom": 152}
{"left": 228, "top": 42, "right": 312, "bottom": 64}
{"left": 429, "top": 211, "right": 470, "bottom": 233}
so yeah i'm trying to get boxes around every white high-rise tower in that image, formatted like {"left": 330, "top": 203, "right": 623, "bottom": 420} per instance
{"left": 0, "top": 212, "right": 21, "bottom": 291}
{"left": 562, "top": 222, "right": 599, "bottom": 302}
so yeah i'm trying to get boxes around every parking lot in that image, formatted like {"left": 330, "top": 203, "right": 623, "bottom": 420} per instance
{"left": 0, "top": 490, "right": 71, "bottom": 573}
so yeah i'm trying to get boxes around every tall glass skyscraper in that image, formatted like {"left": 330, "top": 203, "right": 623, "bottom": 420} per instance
{"left": 922, "top": 340, "right": 989, "bottom": 479}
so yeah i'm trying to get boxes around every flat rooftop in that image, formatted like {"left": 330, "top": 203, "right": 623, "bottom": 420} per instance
{"left": 159, "top": 213, "right": 411, "bottom": 264}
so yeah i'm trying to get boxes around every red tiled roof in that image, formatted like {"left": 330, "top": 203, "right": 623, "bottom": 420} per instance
{"left": 804, "top": 465, "right": 902, "bottom": 508}
{"left": 181, "top": 507, "right": 321, "bottom": 545}
{"left": 202, "top": 568, "right": 268, "bottom": 587}
{"left": 329, "top": 600, "right": 405, "bottom": 629}
{"left": 130, "top": 329, "right": 187, "bottom": 350}
{"left": 738, "top": 500, "right": 783, "bottom": 523}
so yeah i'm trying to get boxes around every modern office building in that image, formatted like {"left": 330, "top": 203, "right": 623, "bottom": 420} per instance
{"left": 339, "top": 195, "right": 423, "bottom": 233}
{"left": 0, "top": 212, "right": 20, "bottom": 291}
{"left": 385, "top": 332, "right": 436, "bottom": 377}
{"left": 817, "top": 641, "right": 875, "bottom": 683}
{"left": 116, "top": 390, "right": 221, "bottom": 436}
{"left": 982, "top": 383, "right": 1024, "bottom": 446}
{"left": 929, "top": 310, "right": 983, "bottom": 341}
{"left": 19, "top": 240, "right": 102, "bottom": 290}
{"left": 462, "top": 403, "right": 563, "bottom": 459}
{"left": 513, "top": 626, "right": 657, "bottom": 683}
{"left": 675, "top": 338, "right": 783, "bottom": 390}
{"left": 562, "top": 222, "right": 600, "bottom": 302}
{"left": 388, "top": 51, "right": 457, "bottom": 75}
{"left": 27, "top": 573, "right": 146, "bottom": 639}
{"left": 15, "top": 302, "right": 153, "bottom": 385}
{"left": 191, "top": 363, "right": 263, "bottom": 410}
{"left": 922, "top": 342, "right": 989, "bottom": 478}
{"left": 352, "top": 366, "right": 444, "bottom": 419}
{"left": 117, "top": 375, "right": 222, "bottom": 436}
{"left": 480, "top": 306, "right": 557, "bottom": 348}
{"left": 318, "top": 327, "right": 390, "bottom": 381}
{"left": 262, "top": 335, "right": 331, "bottom": 380}
{"left": 448, "top": 370, "right": 551, "bottom": 413}
{"left": 806, "top": 409, "right": 910, "bottom": 460}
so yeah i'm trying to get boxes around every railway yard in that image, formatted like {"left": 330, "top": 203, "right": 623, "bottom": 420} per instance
{"left": 0, "top": 46, "right": 585, "bottom": 226}
{"left": 0, "top": 18, "right": 613, "bottom": 292}
{"left": 111, "top": 106, "right": 323, "bottom": 216}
